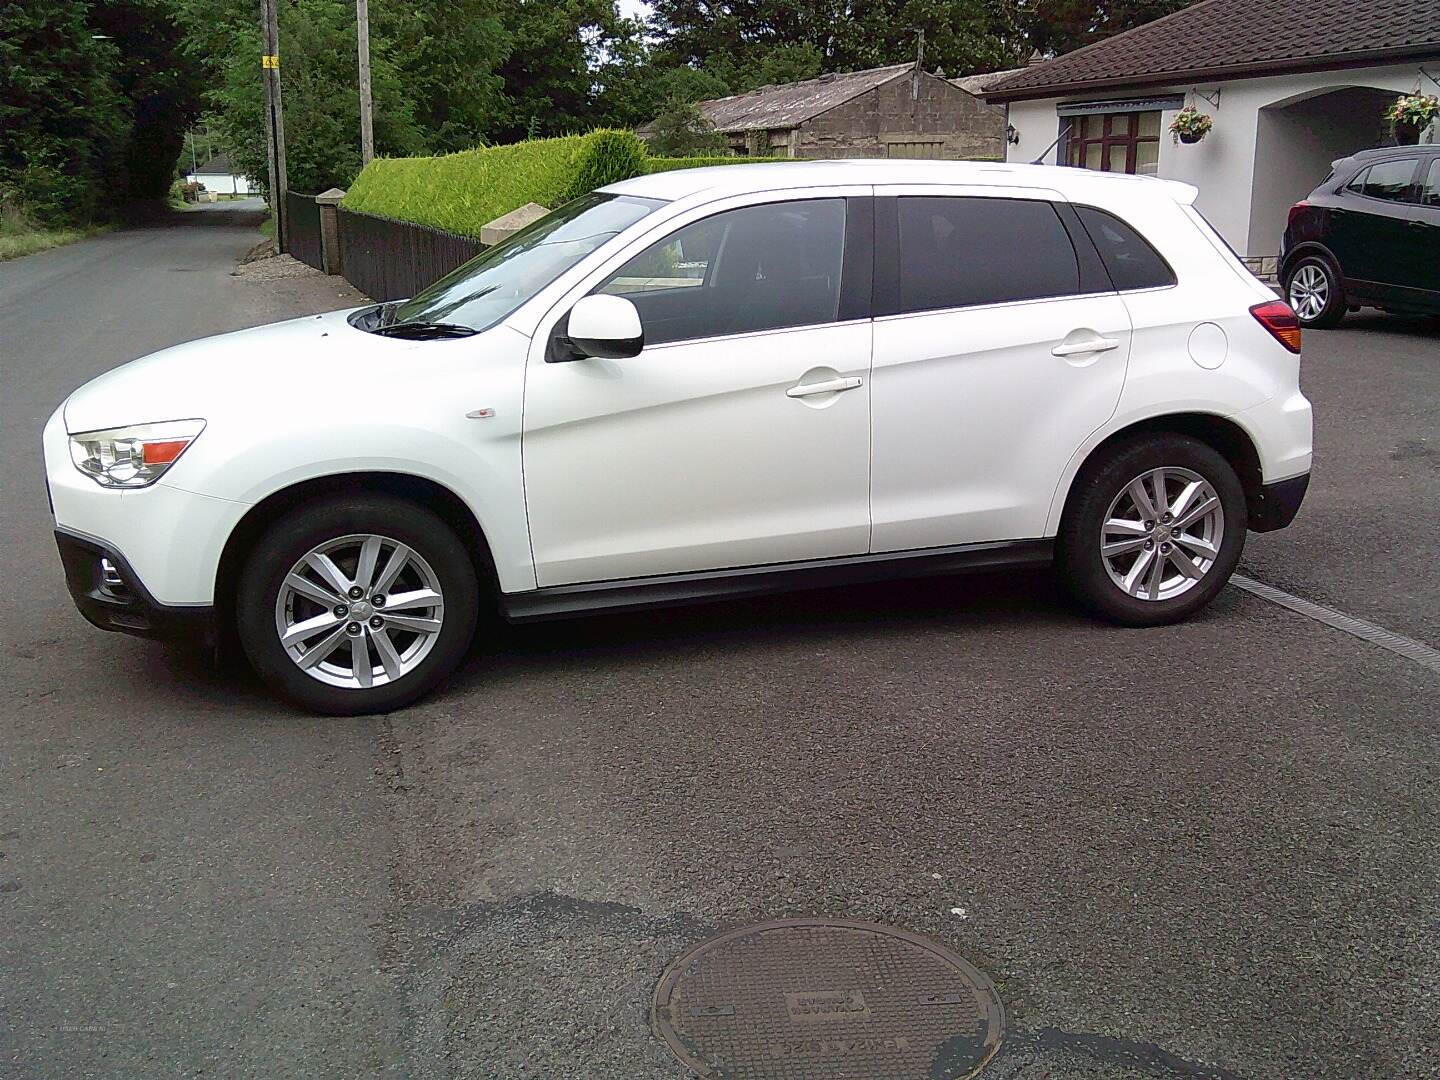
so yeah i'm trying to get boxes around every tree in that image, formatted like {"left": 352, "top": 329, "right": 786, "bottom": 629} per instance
{"left": 644, "top": 98, "right": 728, "bottom": 156}
{"left": 0, "top": 0, "right": 127, "bottom": 223}
{"left": 1013, "top": 0, "right": 1189, "bottom": 59}
{"left": 91, "top": 0, "right": 205, "bottom": 201}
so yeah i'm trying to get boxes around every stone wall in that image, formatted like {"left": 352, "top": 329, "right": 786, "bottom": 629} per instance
{"left": 790, "top": 71, "right": 1005, "bottom": 161}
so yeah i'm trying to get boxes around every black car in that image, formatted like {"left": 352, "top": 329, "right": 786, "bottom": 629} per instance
{"left": 1280, "top": 145, "right": 1440, "bottom": 328}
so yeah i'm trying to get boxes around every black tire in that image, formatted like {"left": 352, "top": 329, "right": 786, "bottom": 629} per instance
{"left": 236, "top": 495, "right": 479, "bottom": 715}
{"left": 1057, "top": 434, "right": 1247, "bottom": 627}
{"left": 1284, "top": 254, "right": 1346, "bottom": 328}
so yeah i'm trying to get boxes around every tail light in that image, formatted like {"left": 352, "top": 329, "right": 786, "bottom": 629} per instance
{"left": 1287, "top": 200, "right": 1310, "bottom": 228}
{"left": 1250, "top": 300, "right": 1301, "bottom": 354}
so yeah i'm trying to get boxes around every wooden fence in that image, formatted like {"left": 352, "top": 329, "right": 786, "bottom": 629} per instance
{"left": 283, "top": 191, "right": 323, "bottom": 272}
{"left": 335, "top": 208, "right": 486, "bottom": 301}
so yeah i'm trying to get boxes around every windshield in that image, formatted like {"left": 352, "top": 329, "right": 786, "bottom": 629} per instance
{"left": 380, "top": 193, "right": 664, "bottom": 333}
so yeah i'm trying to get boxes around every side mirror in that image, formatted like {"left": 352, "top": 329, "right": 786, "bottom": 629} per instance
{"left": 554, "top": 295, "right": 643, "bottom": 362}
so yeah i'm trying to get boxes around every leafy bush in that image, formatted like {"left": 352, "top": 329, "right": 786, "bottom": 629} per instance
{"left": 343, "top": 130, "right": 648, "bottom": 238}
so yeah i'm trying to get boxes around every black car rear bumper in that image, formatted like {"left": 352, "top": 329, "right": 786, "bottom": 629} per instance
{"left": 1248, "top": 473, "right": 1310, "bottom": 532}
{"left": 55, "top": 528, "right": 216, "bottom": 643}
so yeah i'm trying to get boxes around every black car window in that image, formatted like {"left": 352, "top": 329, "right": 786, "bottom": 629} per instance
{"left": 596, "top": 199, "right": 846, "bottom": 345}
{"left": 1346, "top": 158, "right": 1418, "bottom": 202}
{"left": 895, "top": 196, "right": 1079, "bottom": 314}
{"left": 1074, "top": 205, "right": 1176, "bottom": 290}
{"left": 1422, "top": 159, "right": 1440, "bottom": 208}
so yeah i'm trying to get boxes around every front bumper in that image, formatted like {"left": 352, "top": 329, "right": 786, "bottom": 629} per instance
{"left": 55, "top": 528, "right": 216, "bottom": 642}
{"left": 1248, "top": 472, "right": 1310, "bottom": 532}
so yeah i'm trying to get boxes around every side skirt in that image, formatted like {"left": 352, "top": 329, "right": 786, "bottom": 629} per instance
{"left": 499, "top": 539, "right": 1055, "bottom": 623}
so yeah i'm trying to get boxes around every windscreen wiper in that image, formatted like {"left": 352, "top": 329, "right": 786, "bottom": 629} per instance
{"left": 370, "top": 320, "right": 477, "bottom": 339}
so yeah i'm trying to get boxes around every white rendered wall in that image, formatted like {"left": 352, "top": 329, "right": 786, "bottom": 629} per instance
{"left": 1000, "top": 61, "right": 1436, "bottom": 258}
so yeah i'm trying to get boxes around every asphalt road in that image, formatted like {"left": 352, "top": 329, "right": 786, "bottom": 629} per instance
{"left": 2, "top": 215, "right": 1438, "bottom": 1080}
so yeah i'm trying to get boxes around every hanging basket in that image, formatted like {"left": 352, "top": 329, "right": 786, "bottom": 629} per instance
{"left": 1393, "top": 120, "right": 1422, "bottom": 146}
{"left": 1169, "top": 107, "right": 1213, "bottom": 145}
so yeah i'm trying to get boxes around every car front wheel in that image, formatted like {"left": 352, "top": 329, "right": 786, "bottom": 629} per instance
{"left": 1057, "top": 435, "right": 1247, "bottom": 626}
{"left": 1285, "top": 255, "right": 1345, "bottom": 328}
{"left": 237, "top": 495, "right": 479, "bottom": 715}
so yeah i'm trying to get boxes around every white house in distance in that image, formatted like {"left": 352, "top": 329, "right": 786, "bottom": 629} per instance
{"left": 183, "top": 153, "right": 255, "bottom": 196}
{"left": 984, "top": 0, "right": 1440, "bottom": 277}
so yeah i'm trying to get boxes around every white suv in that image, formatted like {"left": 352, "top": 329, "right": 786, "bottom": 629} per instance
{"left": 45, "top": 161, "right": 1313, "bottom": 714}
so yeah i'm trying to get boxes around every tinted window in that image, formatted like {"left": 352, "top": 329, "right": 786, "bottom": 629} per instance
{"left": 1075, "top": 205, "right": 1176, "bottom": 290}
{"left": 597, "top": 199, "right": 846, "bottom": 345}
{"left": 1347, "top": 158, "right": 1418, "bottom": 202}
{"left": 895, "top": 197, "right": 1079, "bottom": 313}
{"left": 1422, "top": 159, "right": 1440, "bottom": 208}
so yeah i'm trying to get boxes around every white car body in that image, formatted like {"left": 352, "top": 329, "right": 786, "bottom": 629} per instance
{"left": 45, "top": 160, "right": 1312, "bottom": 706}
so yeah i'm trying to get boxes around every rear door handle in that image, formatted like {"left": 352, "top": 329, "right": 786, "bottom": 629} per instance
{"left": 787, "top": 376, "right": 863, "bottom": 398}
{"left": 1052, "top": 336, "right": 1120, "bottom": 357}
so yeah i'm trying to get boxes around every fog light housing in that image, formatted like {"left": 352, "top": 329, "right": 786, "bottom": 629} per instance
{"left": 97, "top": 556, "right": 133, "bottom": 601}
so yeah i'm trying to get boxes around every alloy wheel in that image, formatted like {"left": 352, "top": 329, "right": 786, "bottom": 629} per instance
{"left": 1100, "top": 467, "right": 1225, "bottom": 602}
{"left": 274, "top": 533, "right": 445, "bottom": 689}
{"left": 1288, "top": 263, "right": 1329, "bottom": 322}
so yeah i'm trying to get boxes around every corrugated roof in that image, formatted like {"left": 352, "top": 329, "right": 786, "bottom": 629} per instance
{"left": 950, "top": 68, "right": 1025, "bottom": 95}
{"left": 687, "top": 63, "right": 915, "bottom": 133}
{"left": 985, "top": 0, "right": 1440, "bottom": 101}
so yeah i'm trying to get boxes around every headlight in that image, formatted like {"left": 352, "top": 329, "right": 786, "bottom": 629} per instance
{"left": 69, "top": 419, "right": 206, "bottom": 488}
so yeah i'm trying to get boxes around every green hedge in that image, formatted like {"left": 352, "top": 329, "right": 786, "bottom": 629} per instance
{"left": 341, "top": 129, "right": 794, "bottom": 239}
{"left": 642, "top": 155, "right": 782, "bottom": 173}
{"left": 342, "top": 129, "right": 647, "bottom": 239}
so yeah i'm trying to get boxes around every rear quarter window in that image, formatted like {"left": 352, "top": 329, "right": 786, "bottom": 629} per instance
{"left": 1074, "top": 206, "right": 1176, "bottom": 291}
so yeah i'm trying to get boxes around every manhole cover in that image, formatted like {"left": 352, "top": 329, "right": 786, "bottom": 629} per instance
{"left": 651, "top": 918, "right": 1004, "bottom": 1079}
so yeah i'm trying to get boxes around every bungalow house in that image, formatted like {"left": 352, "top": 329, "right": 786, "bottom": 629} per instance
{"left": 984, "top": 0, "right": 1440, "bottom": 277}
{"left": 640, "top": 63, "right": 1007, "bottom": 161}
{"left": 183, "top": 153, "right": 254, "bottom": 197}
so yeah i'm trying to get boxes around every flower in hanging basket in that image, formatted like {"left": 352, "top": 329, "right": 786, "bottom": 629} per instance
{"left": 1170, "top": 107, "right": 1213, "bottom": 144}
{"left": 1386, "top": 94, "right": 1438, "bottom": 144}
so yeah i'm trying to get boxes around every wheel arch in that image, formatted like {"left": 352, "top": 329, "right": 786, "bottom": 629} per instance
{"left": 1054, "top": 412, "right": 1266, "bottom": 533}
{"left": 214, "top": 471, "right": 501, "bottom": 629}
{"left": 1279, "top": 241, "right": 1342, "bottom": 284}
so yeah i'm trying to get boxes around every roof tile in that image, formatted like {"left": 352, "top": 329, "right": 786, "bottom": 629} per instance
{"left": 986, "top": 0, "right": 1440, "bottom": 100}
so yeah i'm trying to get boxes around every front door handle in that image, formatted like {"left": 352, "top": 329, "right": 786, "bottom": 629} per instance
{"left": 1052, "top": 336, "right": 1121, "bottom": 358}
{"left": 787, "top": 376, "right": 863, "bottom": 398}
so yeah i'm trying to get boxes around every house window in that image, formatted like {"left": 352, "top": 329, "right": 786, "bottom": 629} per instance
{"left": 1064, "top": 111, "right": 1161, "bottom": 175}
{"left": 887, "top": 141, "right": 945, "bottom": 159}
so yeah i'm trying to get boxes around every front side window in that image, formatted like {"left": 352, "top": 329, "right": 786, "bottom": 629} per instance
{"left": 1065, "top": 111, "right": 1161, "bottom": 176}
{"left": 1346, "top": 159, "right": 1418, "bottom": 202}
{"left": 596, "top": 199, "right": 847, "bottom": 346}
{"left": 1075, "top": 206, "right": 1175, "bottom": 290}
{"left": 895, "top": 196, "right": 1080, "bottom": 314}
{"left": 383, "top": 193, "right": 663, "bottom": 333}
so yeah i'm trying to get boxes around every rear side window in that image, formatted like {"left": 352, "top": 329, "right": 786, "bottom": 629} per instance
{"left": 1421, "top": 159, "right": 1440, "bottom": 208}
{"left": 895, "top": 196, "right": 1079, "bottom": 314}
{"left": 1075, "top": 206, "right": 1176, "bottom": 290}
{"left": 1346, "top": 158, "right": 1418, "bottom": 202}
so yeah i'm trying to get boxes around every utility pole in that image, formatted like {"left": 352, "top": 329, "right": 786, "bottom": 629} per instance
{"left": 356, "top": 0, "right": 375, "bottom": 165}
{"left": 260, "top": 0, "right": 289, "bottom": 250}
{"left": 912, "top": 29, "right": 925, "bottom": 100}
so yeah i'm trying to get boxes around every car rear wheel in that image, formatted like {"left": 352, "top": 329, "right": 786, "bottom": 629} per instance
{"left": 237, "top": 495, "right": 479, "bottom": 715}
{"left": 1057, "top": 435, "right": 1247, "bottom": 626}
{"left": 1285, "top": 256, "right": 1345, "bottom": 328}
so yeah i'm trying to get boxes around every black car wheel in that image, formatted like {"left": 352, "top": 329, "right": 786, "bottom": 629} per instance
{"left": 1285, "top": 255, "right": 1345, "bottom": 328}
{"left": 237, "top": 495, "right": 479, "bottom": 715}
{"left": 1057, "top": 435, "right": 1247, "bottom": 627}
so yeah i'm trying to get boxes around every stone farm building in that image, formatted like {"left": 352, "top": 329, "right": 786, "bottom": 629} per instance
{"left": 641, "top": 63, "right": 1007, "bottom": 161}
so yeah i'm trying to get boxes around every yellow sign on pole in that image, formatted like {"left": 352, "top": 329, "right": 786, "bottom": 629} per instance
{"left": 261, "top": 54, "right": 279, "bottom": 69}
